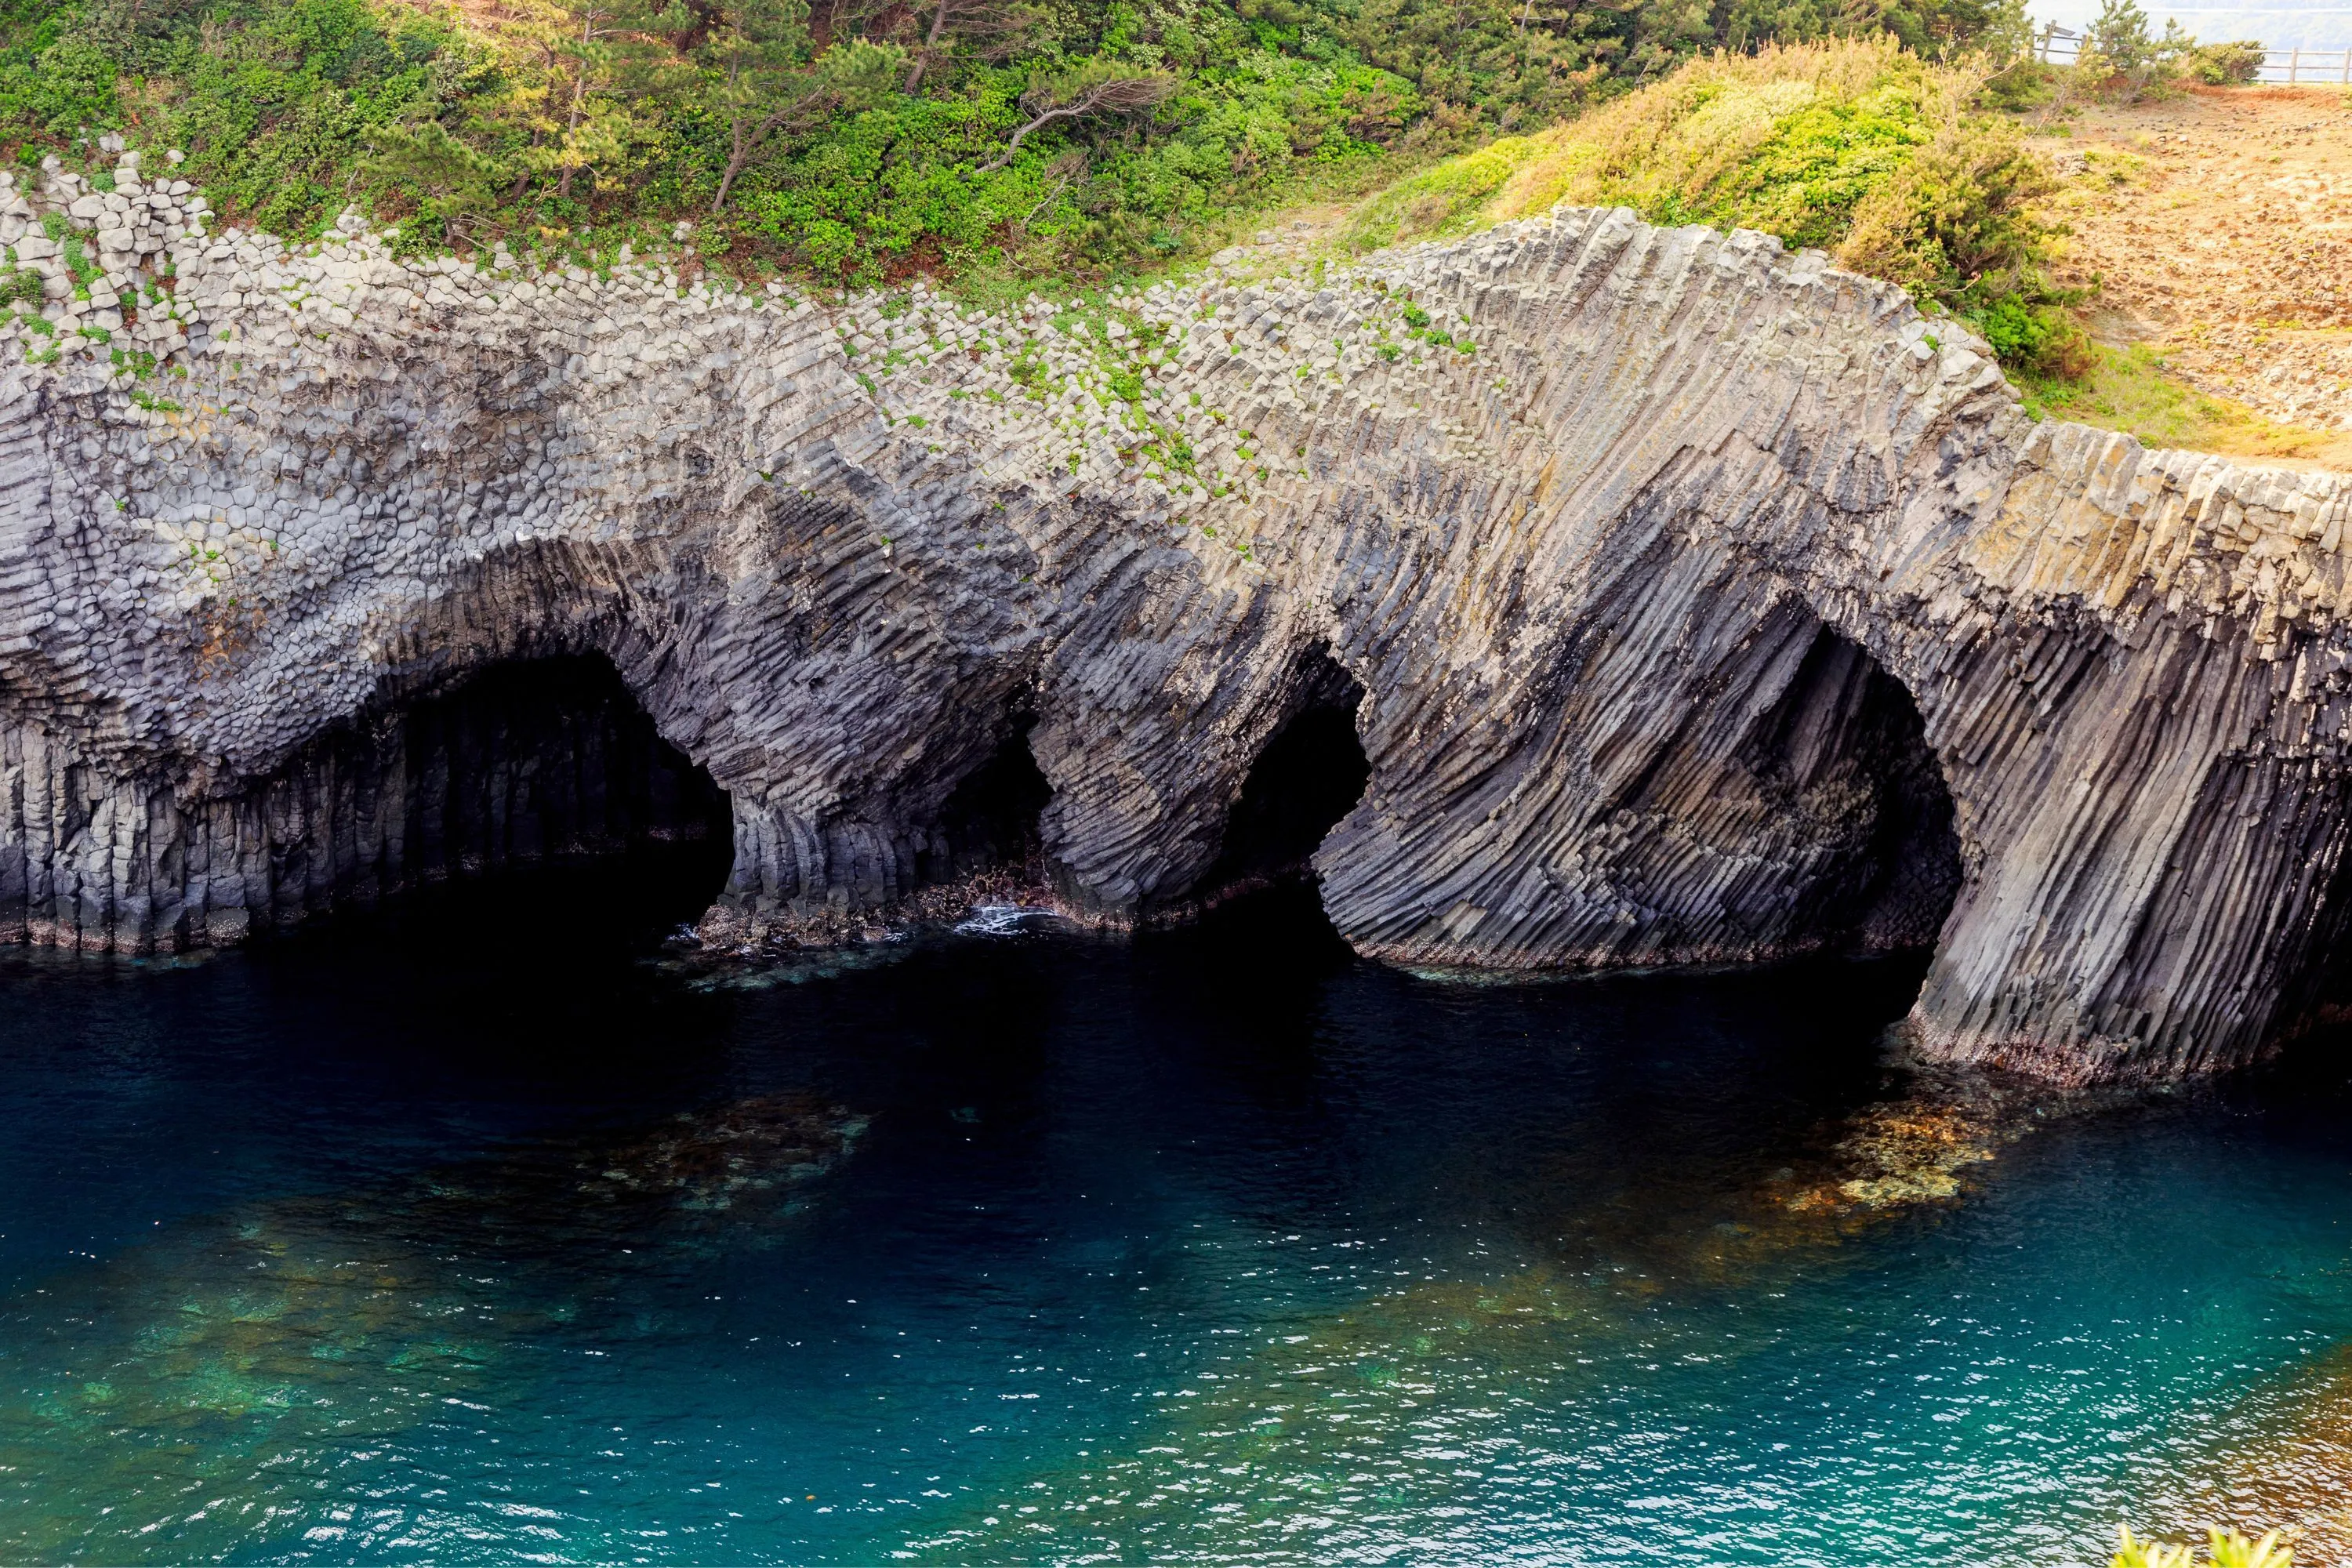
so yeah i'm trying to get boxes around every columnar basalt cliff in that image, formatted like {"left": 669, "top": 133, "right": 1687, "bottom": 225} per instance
{"left": 2, "top": 146, "right": 2349, "bottom": 1083}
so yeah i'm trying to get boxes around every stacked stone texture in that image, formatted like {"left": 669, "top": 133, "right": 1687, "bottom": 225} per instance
{"left": 2, "top": 144, "right": 2349, "bottom": 1083}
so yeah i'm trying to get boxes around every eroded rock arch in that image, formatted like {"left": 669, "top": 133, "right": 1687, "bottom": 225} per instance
{"left": 0, "top": 186, "right": 2347, "bottom": 1083}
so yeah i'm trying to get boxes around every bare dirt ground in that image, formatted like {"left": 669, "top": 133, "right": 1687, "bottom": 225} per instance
{"left": 2031, "top": 85, "right": 2352, "bottom": 453}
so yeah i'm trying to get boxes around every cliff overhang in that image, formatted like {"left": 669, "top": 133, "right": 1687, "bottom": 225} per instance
{"left": 3, "top": 147, "right": 2349, "bottom": 1085}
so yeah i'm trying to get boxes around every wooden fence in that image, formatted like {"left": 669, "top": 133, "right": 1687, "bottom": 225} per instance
{"left": 2032, "top": 27, "right": 2352, "bottom": 84}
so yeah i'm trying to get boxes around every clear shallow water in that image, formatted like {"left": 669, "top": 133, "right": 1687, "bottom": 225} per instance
{"left": 4, "top": 862, "right": 2352, "bottom": 1564}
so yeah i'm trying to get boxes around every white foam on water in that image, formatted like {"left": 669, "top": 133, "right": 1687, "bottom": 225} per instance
{"left": 954, "top": 905, "right": 1056, "bottom": 937}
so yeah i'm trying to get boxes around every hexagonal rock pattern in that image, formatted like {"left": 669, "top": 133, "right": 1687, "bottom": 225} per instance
{"left": 3, "top": 147, "right": 2351, "bottom": 1084}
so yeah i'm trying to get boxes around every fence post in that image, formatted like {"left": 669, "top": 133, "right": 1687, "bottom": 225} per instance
{"left": 2289, "top": 46, "right": 2299, "bottom": 84}
{"left": 2342, "top": 46, "right": 2349, "bottom": 85}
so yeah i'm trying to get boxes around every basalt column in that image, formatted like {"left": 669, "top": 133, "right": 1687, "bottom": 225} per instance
{"left": 0, "top": 655, "right": 728, "bottom": 949}
{"left": 0, "top": 173, "right": 2346, "bottom": 1081}
{"left": 1315, "top": 586, "right": 1961, "bottom": 973}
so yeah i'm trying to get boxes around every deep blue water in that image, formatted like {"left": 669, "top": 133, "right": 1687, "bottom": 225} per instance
{"left": 3, "top": 860, "right": 2352, "bottom": 1565}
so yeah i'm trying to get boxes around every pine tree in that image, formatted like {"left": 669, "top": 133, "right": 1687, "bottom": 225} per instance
{"left": 697, "top": 0, "right": 901, "bottom": 214}
{"left": 493, "top": 0, "right": 691, "bottom": 203}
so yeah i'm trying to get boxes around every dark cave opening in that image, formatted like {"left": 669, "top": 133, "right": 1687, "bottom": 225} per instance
{"left": 401, "top": 655, "right": 729, "bottom": 866}
{"left": 929, "top": 717, "right": 1053, "bottom": 885}
{"left": 274, "top": 653, "right": 735, "bottom": 931}
{"left": 1756, "top": 626, "right": 1963, "bottom": 959}
{"left": 1196, "top": 652, "right": 1372, "bottom": 903}
{"left": 2235, "top": 777, "right": 2352, "bottom": 1083}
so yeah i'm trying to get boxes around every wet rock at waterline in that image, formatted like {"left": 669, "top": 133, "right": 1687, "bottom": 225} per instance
{"left": 1, "top": 149, "right": 2349, "bottom": 1083}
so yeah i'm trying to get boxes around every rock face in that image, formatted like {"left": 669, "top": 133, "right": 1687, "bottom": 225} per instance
{"left": 3, "top": 146, "right": 2351, "bottom": 1084}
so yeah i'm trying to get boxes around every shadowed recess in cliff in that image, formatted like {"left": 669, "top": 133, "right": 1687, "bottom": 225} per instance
{"left": 1193, "top": 651, "right": 1370, "bottom": 909}
{"left": 1321, "top": 613, "right": 1960, "bottom": 975}
{"left": 2252, "top": 808, "right": 2352, "bottom": 1076}
{"left": 928, "top": 713, "right": 1051, "bottom": 885}
{"left": 1599, "top": 615, "right": 1965, "bottom": 962}
{"left": 236, "top": 653, "right": 734, "bottom": 935}
{"left": 1773, "top": 627, "right": 1965, "bottom": 958}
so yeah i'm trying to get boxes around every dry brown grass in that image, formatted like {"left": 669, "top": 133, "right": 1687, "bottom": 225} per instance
{"left": 2027, "top": 84, "right": 2352, "bottom": 460}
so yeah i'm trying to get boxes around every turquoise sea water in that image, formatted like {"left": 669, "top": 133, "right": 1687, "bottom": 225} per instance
{"left": 2, "top": 861, "right": 2351, "bottom": 1565}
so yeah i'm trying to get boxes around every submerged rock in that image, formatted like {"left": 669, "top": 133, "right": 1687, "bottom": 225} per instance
{"left": 0, "top": 173, "right": 2347, "bottom": 1083}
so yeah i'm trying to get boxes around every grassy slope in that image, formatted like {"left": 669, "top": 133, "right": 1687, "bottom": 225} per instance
{"left": 0, "top": 0, "right": 2024, "bottom": 293}
{"left": 1337, "top": 40, "right": 1958, "bottom": 253}
{"left": 2015, "top": 343, "right": 2346, "bottom": 466}
{"left": 1306, "top": 43, "right": 2349, "bottom": 465}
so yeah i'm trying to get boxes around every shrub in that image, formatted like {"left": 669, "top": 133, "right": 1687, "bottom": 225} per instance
{"left": 2187, "top": 39, "right": 2265, "bottom": 85}
{"left": 1976, "top": 56, "right": 2060, "bottom": 113}
{"left": 2069, "top": 0, "right": 2250, "bottom": 103}
{"left": 0, "top": 0, "right": 2034, "bottom": 290}
{"left": 1834, "top": 114, "right": 2082, "bottom": 370}
{"left": 1477, "top": 38, "right": 1951, "bottom": 239}
{"left": 1968, "top": 293, "right": 2093, "bottom": 377}
{"left": 2085, "top": 0, "right": 2159, "bottom": 76}
{"left": 1396, "top": 39, "right": 2077, "bottom": 376}
{"left": 2112, "top": 1526, "right": 2292, "bottom": 1568}
{"left": 0, "top": 31, "right": 117, "bottom": 140}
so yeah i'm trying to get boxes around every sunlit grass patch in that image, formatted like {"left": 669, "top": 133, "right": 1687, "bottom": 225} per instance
{"left": 1357, "top": 36, "right": 1955, "bottom": 250}
{"left": 2014, "top": 342, "right": 2348, "bottom": 466}
{"left": 1340, "top": 37, "right": 2085, "bottom": 372}
{"left": 1340, "top": 134, "right": 1550, "bottom": 252}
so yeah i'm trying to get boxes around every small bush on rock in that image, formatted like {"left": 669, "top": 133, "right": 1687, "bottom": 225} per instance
{"left": 1835, "top": 113, "right": 2085, "bottom": 374}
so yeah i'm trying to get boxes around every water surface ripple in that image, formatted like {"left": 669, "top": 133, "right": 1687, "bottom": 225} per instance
{"left": 2, "top": 868, "right": 2350, "bottom": 1564}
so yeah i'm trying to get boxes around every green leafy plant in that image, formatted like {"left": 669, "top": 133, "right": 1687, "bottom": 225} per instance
{"left": 1970, "top": 294, "right": 2086, "bottom": 376}
{"left": 0, "top": 0, "right": 2026, "bottom": 291}
{"left": 2068, "top": 0, "right": 2231, "bottom": 102}
{"left": 2085, "top": 0, "right": 2159, "bottom": 77}
{"left": 2112, "top": 1526, "right": 2292, "bottom": 1568}
{"left": 2186, "top": 39, "right": 2264, "bottom": 85}
{"left": 364, "top": 122, "right": 508, "bottom": 246}
{"left": 1835, "top": 112, "right": 2085, "bottom": 375}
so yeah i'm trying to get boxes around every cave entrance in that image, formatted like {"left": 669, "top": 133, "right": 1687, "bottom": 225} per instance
{"left": 396, "top": 653, "right": 731, "bottom": 878}
{"left": 1197, "top": 650, "right": 1372, "bottom": 905}
{"left": 1742, "top": 624, "right": 1962, "bottom": 961}
{"left": 288, "top": 652, "right": 734, "bottom": 931}
{"left": 927, "top": 714, "right": 1053, "bottom": 891}
{"left": 2227, "top": 773, "right": 2352, "bottom": 1082}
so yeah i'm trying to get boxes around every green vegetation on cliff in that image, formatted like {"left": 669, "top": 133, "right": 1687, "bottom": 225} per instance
{"left": 0, "top": 0, "right": 2021, "bottom": 289}
{"left": 1348, "top": 37, "right": 2085, "bottom": 375}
